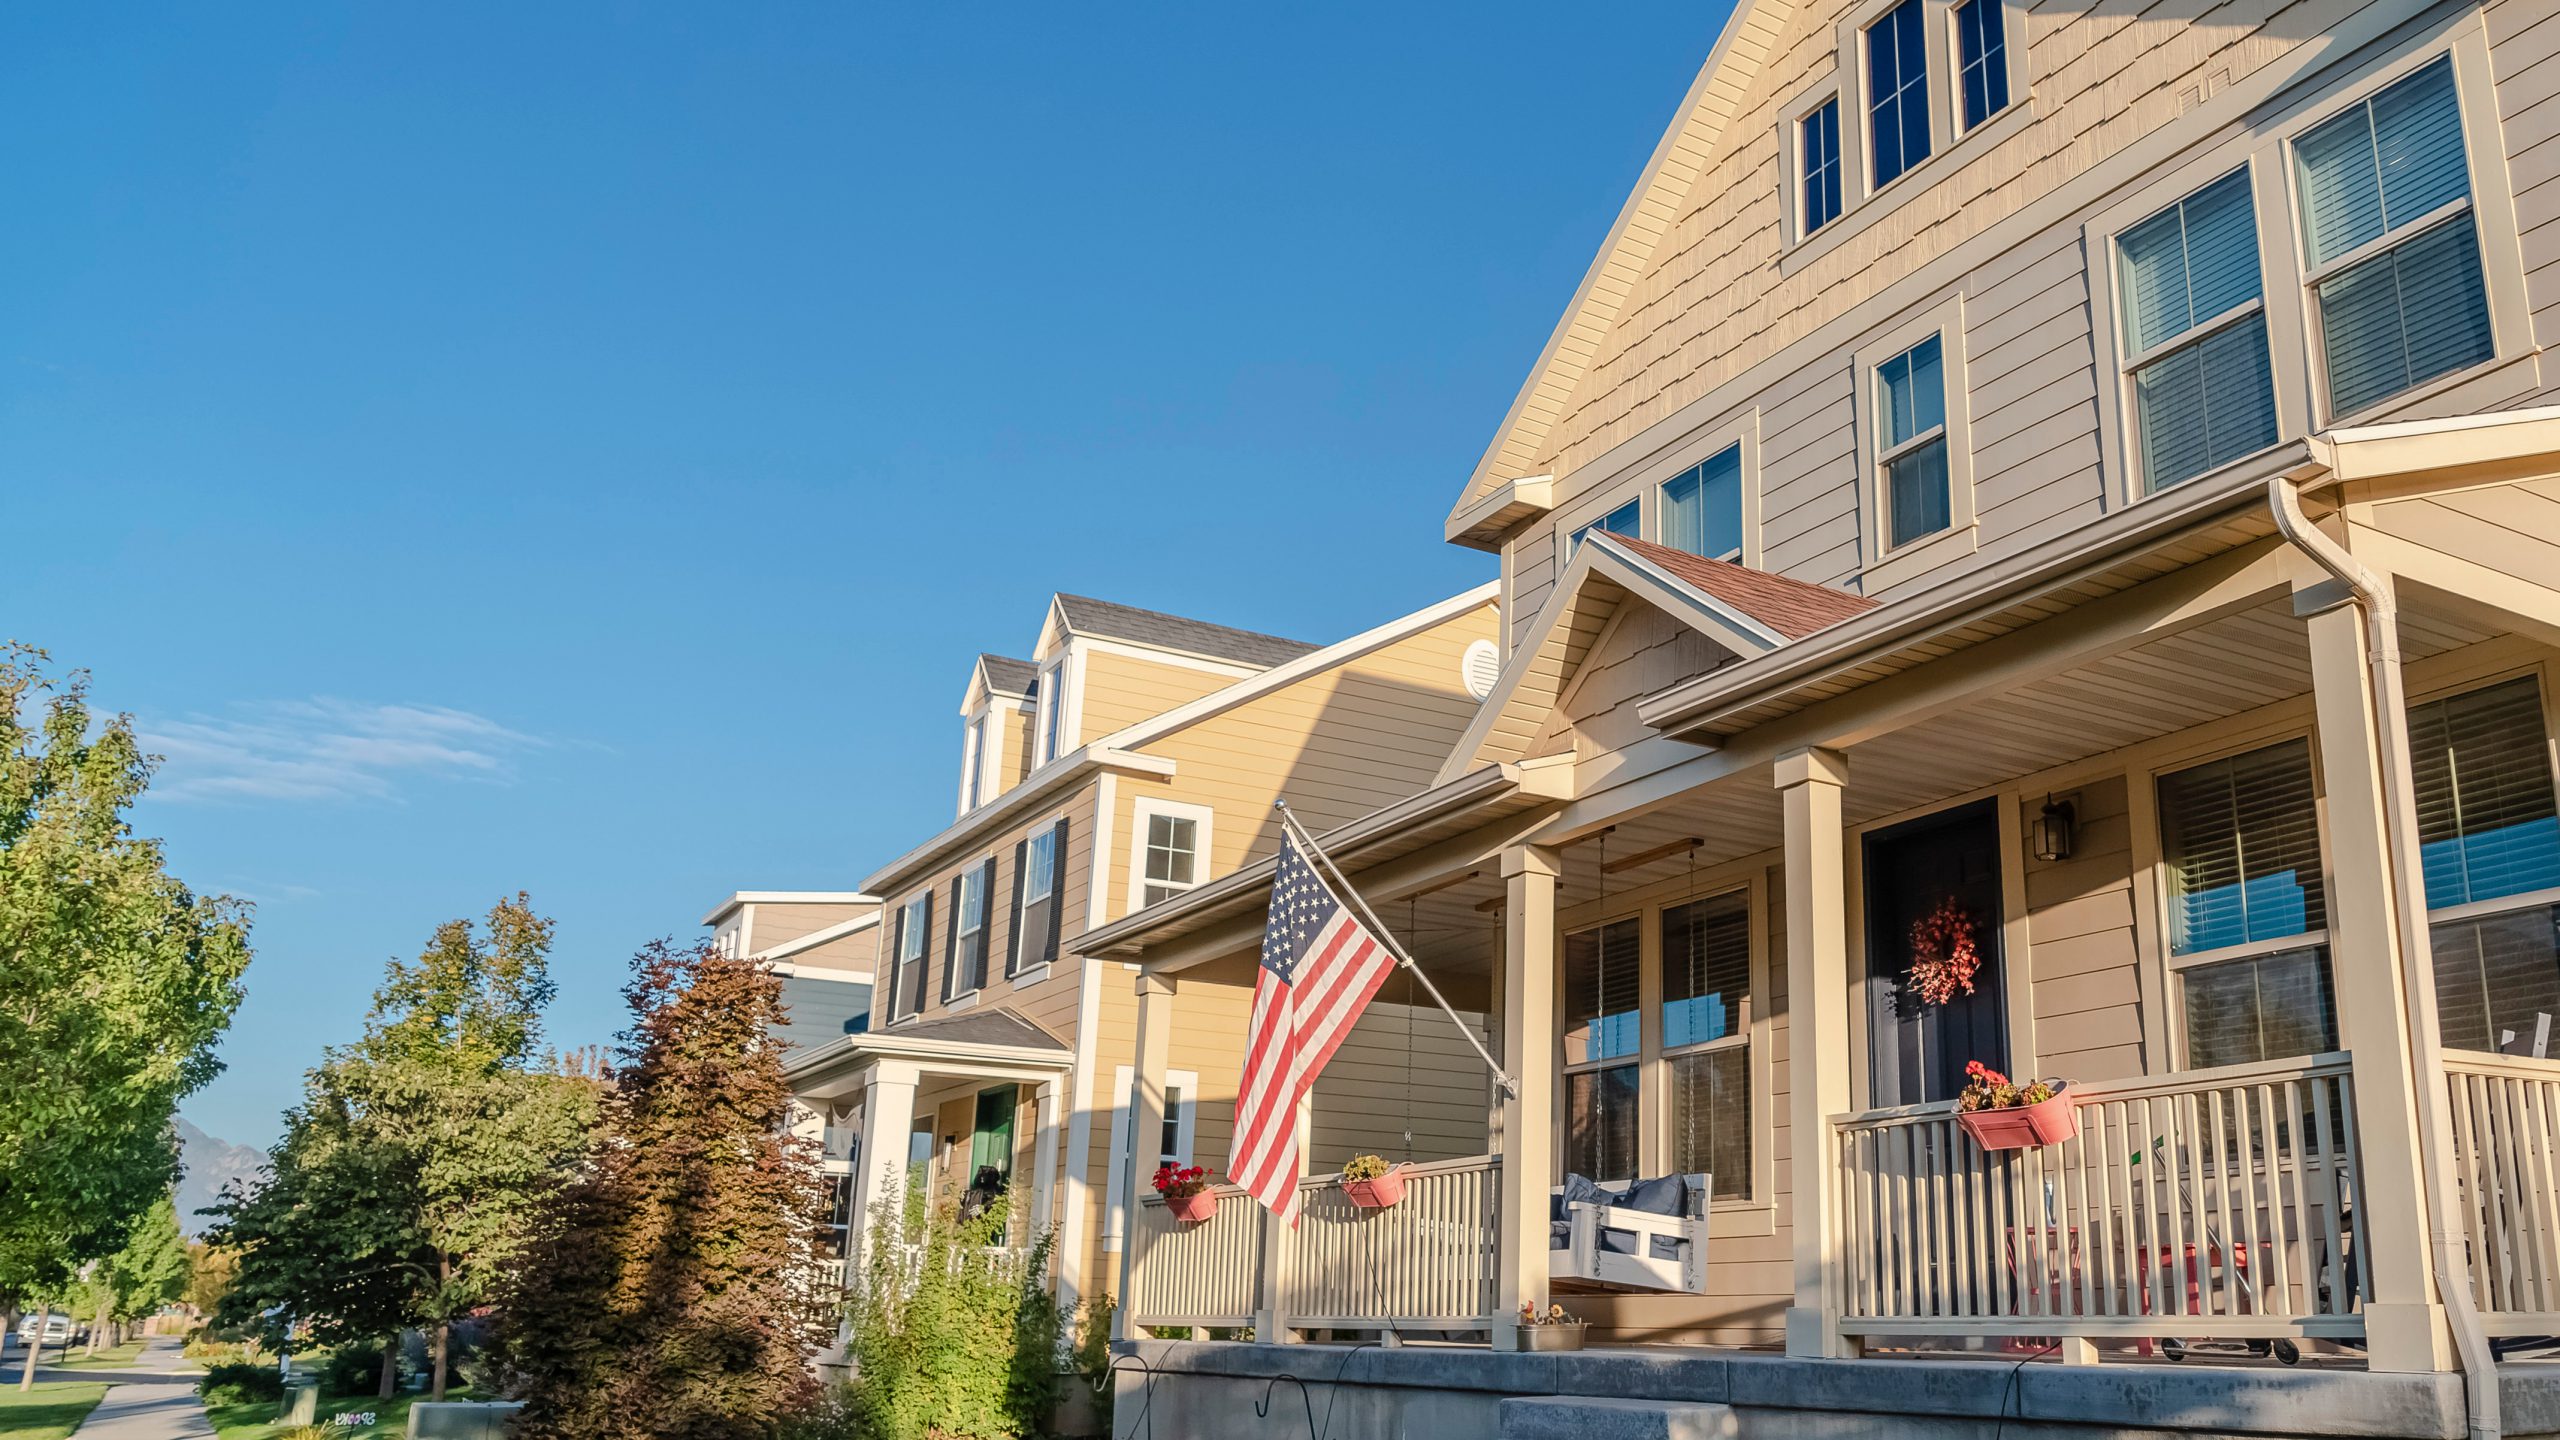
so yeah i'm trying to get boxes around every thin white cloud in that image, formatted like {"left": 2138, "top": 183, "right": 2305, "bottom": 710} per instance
{"left": 142, "top": 699, "right": 543, "bottom": 804}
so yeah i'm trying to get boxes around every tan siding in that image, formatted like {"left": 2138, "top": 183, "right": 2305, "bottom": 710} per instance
{"left": 1075, "top": 651, "right": 1240, "bottom": 746}
{"left": 2021, "top": 775, "right": 2148, "bottom": 1085}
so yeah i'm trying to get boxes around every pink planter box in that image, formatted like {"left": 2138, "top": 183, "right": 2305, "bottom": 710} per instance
{"left": 1958, "top": 1090, "right": 2080, "bottom": 1151}
{"left": 1164, "top": 1189, "right": 1219, "bottom": 1223}
{"left": 1344, "top": 1166, "right": 1407, "bottom": 1209}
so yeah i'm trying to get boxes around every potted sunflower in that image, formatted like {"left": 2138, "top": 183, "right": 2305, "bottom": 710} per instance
{"left": 1340, "top": 1154, "right": 1407, "bottom": 1209}
{"left": 1153, "top": 1162, "right": 1219, "bottom": 1222}
{"left": 1955, "top": 1061, "right": 2078, "bottom": 1151}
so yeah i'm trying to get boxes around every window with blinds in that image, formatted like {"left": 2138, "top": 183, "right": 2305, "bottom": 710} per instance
{"left": 1565, "top": 1065, "right": 1640, "bottom": 1182}
{"left": 2412, "top": 676, "right": 2560, "bottom": 1055}
{"left": 2158, "top": 737, "right": 2327, "bottom": 955}
{"left": 1876, "top": 334, "right": 1950, "bottom": 548}
{"left": 1661, "top": 444, "right": 1744, "bottom": 562}
{"left": 2183, "top": 945, "right": 2338, "bottom": 1068}
{"left": 2295, "top": 56, "right": 2490, "bottom": 418}
{"left": 1865, "top": 0, "right": 1930, "bottom": 189}
{"left": 1662, "top": 891, "right": 1751, "bottom": 1198}
{"left": 2117, "top": 169, "right": 2277, "bottom": 493}
{"left": 1563, "top": 918, "right": 1641, "bottom": 1065}
{"left": 1803, "top": 98, "right": 1843, "bottom": 235}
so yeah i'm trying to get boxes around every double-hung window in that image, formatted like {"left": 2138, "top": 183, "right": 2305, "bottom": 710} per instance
{"left": 2158, "top": 738, "right": 2337, "bottom": 1068}
{"left": 1875, "top": 334, "right": 1951, "bottom": 548}
{"left": 2295, "top": 56, "right": 2491, "bottom": 418}
{"left": 1660, "top": 444, "right": 1744, "bottom": 563}
{"left": 1802, "top": 98, "right": 1844, "bottom": 235}
{"left": 2411, "top": 676, "right": 2560, "bottom": 1055}
{"left": 1865, "top": 0, "right": 1930, "bottom": 189}
{"left": 1661, "top": 891, "right": 1752, "bottom": 1198}
{"left": 888, "top": 892, "right": 932, "bottom": 1023}
{"left": 2116, "top": 170, "right": 2278, "bottom": 494}
{"left": 1139, "top": 808, "right": 1204, "bottom": 907}
{"left": 1568, "top": 499, "right": 1640, "bottom": 561}
{"left": 1035, "top": 663, "right": 1068, "bottom": 766}
{"left": 1562, "top": 918, "right": 1641, "bottom": 1180}
{"left": 1953, "top": 0, "right": 2009, "bottom": 131}
{"left": 961, "top": 714, "right": 987, "bottom": 812}
{"left": 944, "top": 859, "right": 994, "bottom": 1001}
{"left": 1009, "top": 820, "right": 1066, "bottom": 975}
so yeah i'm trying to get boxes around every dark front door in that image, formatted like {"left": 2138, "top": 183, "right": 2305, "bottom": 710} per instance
{"left": 1864, "top": 798, "right": 2008, "bottom": 1108}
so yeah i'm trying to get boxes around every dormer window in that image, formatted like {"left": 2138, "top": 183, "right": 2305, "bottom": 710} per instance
{"left": 1035, "top": 662, "right": 1069, "bottom": 767}
{"left": 960, "top": 713, "right": 988, "bottom": 812}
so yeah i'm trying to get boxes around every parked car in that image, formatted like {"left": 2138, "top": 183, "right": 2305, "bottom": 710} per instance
{"left": 15, "top": 1313, "right": 74, "bottom": 1345}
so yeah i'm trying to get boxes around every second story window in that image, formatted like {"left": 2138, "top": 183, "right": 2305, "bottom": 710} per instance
{"left": 2158, "top": 737, "right": 2336, "bottom": 1068}
{"left": 1035, "top": 663, "right": 1068, "bottom": 766}
{"left": 1009, "top": 819, "right": 1067, "bottom": 976}
{"left": 1875, "top": 334, "right": 1949, "bottom": 548}
{"left": 1801, "top": 98, "right": 1843, "bottom": 235}
{"left": 2295, "top": 56, "right": 2489, "bottom": 418}
{"left": 888, "top": 892, "right": 932, "bottom": 1023}
{"left": 1568, "top": 499, "right": 1639, "bottom": 561}
{"left": 943, "top": 858, "right": 994, "bottom": 1001}
{"left": 1136, "top": 803, "right": 1210, "bottom": 908}
{"left": 2117, "top": 169, "right": 2276, "bottom": 494}
{"left": 1660, "top": 443, "right": 1743, "bottom": 563}
{"left": 1953, "top": 0, "right": 2009, "bottom": 131}
{"left": 1865, "top": 0, "right": 1930, "bottom": 189}
{"left": 961, "top": 714, "right": 987, "bottom": 812}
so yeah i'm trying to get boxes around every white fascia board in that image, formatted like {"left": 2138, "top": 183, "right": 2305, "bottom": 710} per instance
{"left": 2318, "top": 404, "right": 2560, "bottom": 483}
{"left": 700, "top": 891, "right": 880, "bottom": 927}
{"left": 783, "top": 1030, "right": 1076, "bottom": 1085}
{"left": 753, "top": 911, "right": 882, "bottom": 963}
{"left": 1103, "top": 583, "right": 1501, "bottom": 754}
{"left": 861, "top": 745, "right": 1177, "bottom": 896}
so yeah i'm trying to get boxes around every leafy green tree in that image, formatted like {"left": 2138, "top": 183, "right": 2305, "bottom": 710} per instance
{"left": 77, "top": 1195, "right": 189, "bottom": 1352}
{"left": 0, "top": 648, "right": 252, "bottom": 1389}
{"left": 491, "top": 938, "right": 830, "bottom": 1440}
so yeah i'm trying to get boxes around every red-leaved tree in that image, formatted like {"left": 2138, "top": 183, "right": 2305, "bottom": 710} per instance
{"left": 491, "top": 938, "right": 831, "bottom": 1439}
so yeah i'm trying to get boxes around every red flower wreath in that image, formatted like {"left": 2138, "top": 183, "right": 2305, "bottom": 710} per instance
{"left": 1906, "top": 898, "right": 1981, "bottom": 1006}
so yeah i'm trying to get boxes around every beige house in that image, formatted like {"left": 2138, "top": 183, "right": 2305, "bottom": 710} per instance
{"left": 768, "top": 587, "right": 1505, "bottom": 1319}
{"left": 1091, "top": 0, "right": 2560, "bottom": 1419}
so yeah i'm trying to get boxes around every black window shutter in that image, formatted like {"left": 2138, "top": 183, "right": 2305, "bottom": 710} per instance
{"left": 975, "top": 858, "right": 998, "bottom": 990}
{"left": 1006, "top": 839, "right": 1029, "bottom": 977}
{"left": 913, "top": 892, "right": 933, "bottom": 1016}
{"left": 1043, "top": 818, "right": 1070, "bottom": 967}
{"left": 886, "top": 905, "right": 907, "bottom": 1022}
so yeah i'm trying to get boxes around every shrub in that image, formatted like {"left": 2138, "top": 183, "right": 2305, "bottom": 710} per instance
{"left": 838, "top": 1201, "right": 1063, "bottom": 1439}
{"left": 316, "top": 1340, "right": 398, "bottom": 1396}
{"left": 200, "top": 1360, "right": 286, "bottom": 1406}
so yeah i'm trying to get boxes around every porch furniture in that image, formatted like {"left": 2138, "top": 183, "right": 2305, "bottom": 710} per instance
{"left": 1550, "top": 1172, "right": 1713, "bottom": 1294}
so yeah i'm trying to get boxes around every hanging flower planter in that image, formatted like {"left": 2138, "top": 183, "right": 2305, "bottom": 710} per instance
{"left": 1154, "top": 1162, "right": 1219, "bottom": 1223}
{"left": 1341, "top": 1155, "right": 1406, "bottom": 1209}
{"left": 1955, "top": 1061, "right": 2079, "bottom": 1151}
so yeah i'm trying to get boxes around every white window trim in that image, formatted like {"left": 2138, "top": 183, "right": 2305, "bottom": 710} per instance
{"left": 1126, "top": 797, "right": 1216, "bottom": 916}
{"left": 888, "top": 891, "right": 931, "bottom": 1027}
{"left": 1032, "top": 653, "right": 1080, "bottom": 769}
{"left": 958, "top": 711, "right": 990, "bottom": 815}
{"left": 1102, "top": 1064, "right": 1197, "bottom": 1254}
{"left": 1009, "top": 816, "right": 1067, "bottom": 977}
{"left": 1649, "top": 412, "right": 1762, "bottom": 569}
{"left": 2278, "top": 30, "right": 2527, "bottom": 429}
{"left": 1853, "top": 291, "right": 1978, "bottom": 592}
{"left": 1781, "top": 78, "right": 1847, "bottom": 251}
{"left": 1945, "top": 0, "right": 2024, "bottom": 140}
{"left": 1649, "top": 872, "right": 1771, "bottom": 1210}
{"left": 943, "top": 855, "right": 997, "bottom": 1005}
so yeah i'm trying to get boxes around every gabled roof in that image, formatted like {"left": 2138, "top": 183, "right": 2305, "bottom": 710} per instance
{"left": 978, "top": 654, "right": 1038, "bottom": 696}
{"left": 1436, "top": 533, "right": 1868, "bottom": 781}
{"left": 1446, "top": 0, "right": 1789, "bottom": 543}
{"left": 1053, "top": 594, "right": 1318, "bottom": 669}
{"left": 893, "top": 1007, "right": 1069, "bottom": 1052}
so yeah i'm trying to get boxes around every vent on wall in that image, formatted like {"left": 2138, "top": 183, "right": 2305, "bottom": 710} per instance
{"left": 1461, "top": 638, "right": 1501, "bottom": 700}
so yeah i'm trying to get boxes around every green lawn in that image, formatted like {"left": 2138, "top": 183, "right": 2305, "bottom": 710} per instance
{"left": 0, "top": 1382, "right": 109, "bottom": 1440}
{"left": 208, "top": 1389, "right": 469, "bottom": 1439}
{"left": 51, "top": 1341, "right": 147, "bottom": 1370}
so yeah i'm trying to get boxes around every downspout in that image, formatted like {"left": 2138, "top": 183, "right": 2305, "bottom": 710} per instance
{"left": 2269, "top": 474, "right": 2500, "bottom": 1440}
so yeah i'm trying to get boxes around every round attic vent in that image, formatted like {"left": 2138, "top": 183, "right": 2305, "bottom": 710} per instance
{"left": 1461, "top": 638, "right": 1501, "bottom": 700}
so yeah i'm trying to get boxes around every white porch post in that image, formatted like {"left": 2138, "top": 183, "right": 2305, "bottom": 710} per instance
{"left": 1778, "top": 746, "right": 1858, "bottom": 1360}
{"left": 1492, "top": 843, "right": 1560, "bottom": 1350}
{"left": 847, "top": 1059, "right": 921, "bottom": 1275}
{"left": 1115, "top": 970, "right": 1177, "bottom": 1341}
{"left": 1030, "top": 1079, "right": 1062, "bottom": 1244}
{"left": 2303, "top": 593, "right": 2453, "bottom": 1372}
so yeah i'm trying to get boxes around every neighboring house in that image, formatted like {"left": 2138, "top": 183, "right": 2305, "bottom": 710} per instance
{"left": 769, "top": 587, "right": 1505, "bottom": 1321}
{"left": 1089, "top": 2, "right": 2560, "bottom": 1433}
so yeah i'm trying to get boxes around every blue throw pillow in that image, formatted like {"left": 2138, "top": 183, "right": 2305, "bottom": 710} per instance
{"left": 1617, "top": 1174, "right": 1688, "bottom": 1217}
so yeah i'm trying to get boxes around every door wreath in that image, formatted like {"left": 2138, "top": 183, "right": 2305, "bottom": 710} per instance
{"left": 1905, "top": 898, "right": 1981, "bottom": 1006}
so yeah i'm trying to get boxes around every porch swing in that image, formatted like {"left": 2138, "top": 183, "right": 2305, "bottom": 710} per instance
{"left": 1546, "top": 832, "right": 1715, "bottom": 1296}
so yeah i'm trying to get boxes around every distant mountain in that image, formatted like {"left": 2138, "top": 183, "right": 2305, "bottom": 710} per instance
{"left": 175, "top": 1118, "right": 265, "bottom": 1236}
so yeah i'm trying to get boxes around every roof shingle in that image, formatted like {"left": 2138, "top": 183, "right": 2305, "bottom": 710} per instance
{"left": 1606, "top": 534, "right": 1876, "bottom": 640}
{"left": 1054, "top": 594, "right": 1318, "bottom": 669}
{"left": 977, "top": 654, "right": 1038, "bottom": 696}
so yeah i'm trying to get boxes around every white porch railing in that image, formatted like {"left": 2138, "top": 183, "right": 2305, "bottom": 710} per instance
{"left": 1831, "top": 1054, "right": 2367, "bottom": 1343}
{"left": 1128, "top": 1155, "right": 1504, "bottom": 1335}
{"left": 2443, "top": 1050, "right": 2560, "bottom": 1334}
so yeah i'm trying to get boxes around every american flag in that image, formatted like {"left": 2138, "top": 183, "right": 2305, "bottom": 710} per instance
{"left": 1229, "top": 824, "right": 1399, "bottom": 1222}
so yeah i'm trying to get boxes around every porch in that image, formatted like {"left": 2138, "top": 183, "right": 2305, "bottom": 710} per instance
{"left": 1097, "top": 440, "right": 2560, "bottom": 1387}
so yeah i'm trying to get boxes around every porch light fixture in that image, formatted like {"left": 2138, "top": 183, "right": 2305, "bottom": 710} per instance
{"left": 2032, "top": 795, "right": 2076, "bottom": 863}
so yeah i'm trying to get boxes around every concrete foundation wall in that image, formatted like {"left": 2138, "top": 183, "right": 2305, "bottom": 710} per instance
{"left": 1113, "top": 1340, "right": 2559, "bottom": 1440}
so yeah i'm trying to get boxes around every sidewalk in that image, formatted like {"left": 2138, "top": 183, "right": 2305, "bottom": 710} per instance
{"left": 46, "top": 1337, "right": 212, "bottom": 1439}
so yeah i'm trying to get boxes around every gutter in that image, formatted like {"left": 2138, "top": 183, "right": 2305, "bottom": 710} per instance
{"left": 2269, "top": 474, "right": 2499, "bottom": 1440}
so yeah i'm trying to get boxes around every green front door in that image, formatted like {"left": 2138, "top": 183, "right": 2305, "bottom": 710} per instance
{"left": 966, "top": 1086, "right": 1017, "bottom": 1238}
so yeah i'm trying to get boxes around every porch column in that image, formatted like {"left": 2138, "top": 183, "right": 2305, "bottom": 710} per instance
{"left": 2303, "top": 594, "right": 2453, "bottom": 1372}
{"left": 1778, "top": 746, "right": 1857, "bottom": 1360}
{"left": 847, "top": 1058, "right": 921, "bottom": 1274}
{"left": 1492, "top": 843, "right": 1561, "bottom": 1349}
{"left": 1030, "top": 1079, "right": 1061, "bottom": 1242}
{"left": 1114, "top": 970, "right": 1177, "bottom": 1341}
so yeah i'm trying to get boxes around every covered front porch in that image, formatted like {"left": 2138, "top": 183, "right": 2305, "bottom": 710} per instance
{"left": 1090, "top": 427, "right": 2560, "bottom": 1394}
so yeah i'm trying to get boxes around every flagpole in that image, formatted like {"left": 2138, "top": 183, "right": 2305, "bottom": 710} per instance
{"left": 1274, "top": 800, "right": 1517, "bottom": 1097}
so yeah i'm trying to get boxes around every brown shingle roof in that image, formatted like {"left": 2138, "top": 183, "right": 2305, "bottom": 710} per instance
{"left": 1054, "top": 595, "right": 1318, "bottom": 669}
{"left": 1605, "top": 534, "right": 1876, "bottom": 641}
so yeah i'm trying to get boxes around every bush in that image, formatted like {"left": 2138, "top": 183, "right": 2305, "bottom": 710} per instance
{"left": 316, "top": 1340, "right": 398, "bottom": 1396}
{"left": 200, "top": 1360, "right": 286, "bottom": 1407}
{"left": 836, "top": 1202, "right": 1063, "bottom": 1440}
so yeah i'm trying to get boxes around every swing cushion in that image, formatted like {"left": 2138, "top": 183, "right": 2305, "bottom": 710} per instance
{"left": 1550, "top": 1174, "right": 1692, "bottom": 1260}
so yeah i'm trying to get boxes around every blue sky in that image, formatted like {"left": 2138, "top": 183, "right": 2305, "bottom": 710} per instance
{"left": 0, "top": 4, "right": 1726, "bottom": 1146}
